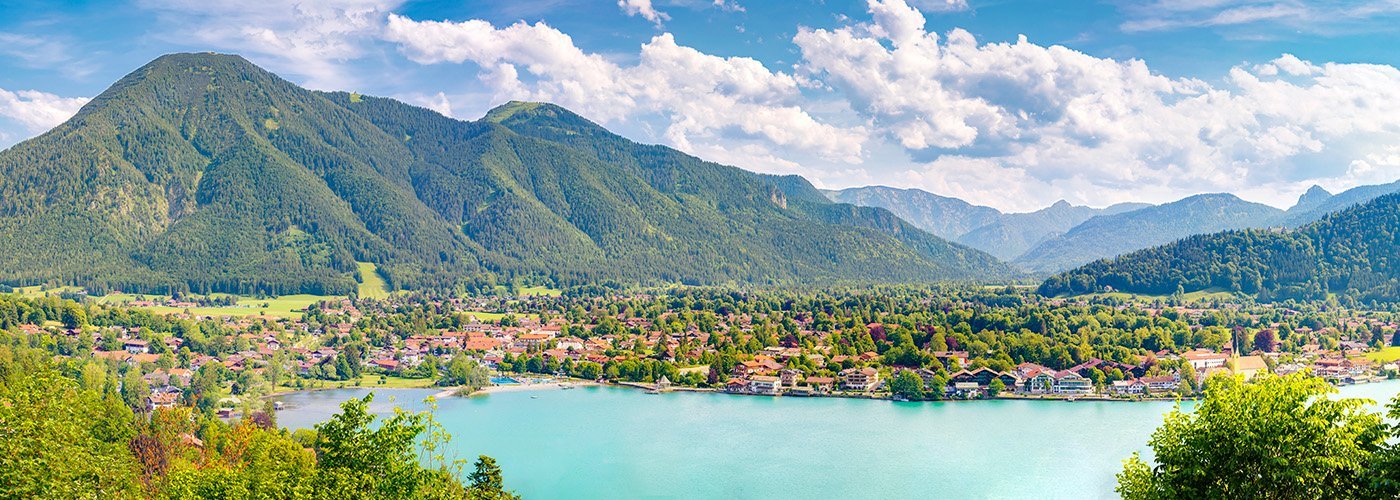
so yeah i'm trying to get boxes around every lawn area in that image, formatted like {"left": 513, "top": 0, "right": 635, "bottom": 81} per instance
{"left": 356, "top": 262, "right": 391, "bottom": 299}
{"left": 493, "top": 284, "right": 562, "bottom": 297}
{"left": 516, "top": 285, "right": 561, "bottom": 297}
{"left": 96, "top": 292, "right": 338, "bottom": 319}
{"left": 1366, "top": 346, "right": 1400, "bottom": 363}
{"left": 354, "top": 374, "right": 437, "bottom": 389}
{"left": 1073, "top": 288, "right": 1238, "bottom": 303}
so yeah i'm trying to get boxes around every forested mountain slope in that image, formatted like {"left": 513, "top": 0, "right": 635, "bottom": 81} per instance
{"left": 0, "top": 53, "right": 1008, "bottom": 295}
{"left": 1040, "top": 193, "right": 1400, "bottom": 302}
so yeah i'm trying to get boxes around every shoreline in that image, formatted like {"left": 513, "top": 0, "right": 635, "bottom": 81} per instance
{"left": 266, "top": 374, "right": 1398, "bottom": 404}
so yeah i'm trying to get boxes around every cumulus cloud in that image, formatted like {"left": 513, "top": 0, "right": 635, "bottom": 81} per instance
{"left": 788, "top": 0, "right": 1400, "bottom": 210}
{"left": 0, "top": 88, "right": 89, "bottom": 134}
{"left": 138, "top": 0, "right": 403, "bottom": 89}
{"left": 618, "top": 0, "right": 670, "bottom": 25}
{"left": 383, "top": 14, "right": 866, "bottom": 164}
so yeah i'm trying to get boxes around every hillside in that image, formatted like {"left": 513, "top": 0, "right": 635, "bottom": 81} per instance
{"left": 0, "top": 53, "right": 1008, "bottom": 295}
{"left": 1039, "top": 192, "right": 1400, "bottom": 302}
{"left": 1014, "top": 194, "right": 1282, "bottom": 273}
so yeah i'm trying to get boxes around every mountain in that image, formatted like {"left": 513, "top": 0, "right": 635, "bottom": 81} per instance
{"left": 1276, "top": 180, "right": 1400, "bottom": 227}
{"left": 1289, "top": 185, "right": 1333, "bottom": 216}
{"left": 0, "top": 53, "right": 1008, "bottom": 295}
{"left": 1040, "top": 192, "right": 1400, "bottom": 302}
{"left": 955, "top": 200, "right": 1150, "bottom": 261}
{"left": 1013, "top": 194, "right": 1283, "bottom": 273}
{"left": 824, "top": 186, "right": 1002, "bottom": 240}
{"left": 824, "top": 186, "right": 1150, "bottom": 261}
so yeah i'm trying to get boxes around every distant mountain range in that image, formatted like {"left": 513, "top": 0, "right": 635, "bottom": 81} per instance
{"left": 1040, "top": 192, "right": 1400, "bottom": 302}
{"left": 825, "top": 187, "right": 1147, "bottom": 261}
{"left": 1013, "top": 194, "right": 1282, "bottom": 273}
{"left": 830, "top": 179, "right": 1400, "bottom": 275}
{"left": 0, "top": 53, "right": 1008, "bottom": 295}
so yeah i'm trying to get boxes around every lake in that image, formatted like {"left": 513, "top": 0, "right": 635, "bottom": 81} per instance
{"left": 275, "top": 381, "right": 1400, "bottom": 499}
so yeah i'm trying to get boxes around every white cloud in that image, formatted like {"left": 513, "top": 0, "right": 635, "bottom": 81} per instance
{"left": 789, "top": 0, "right": 1400, "bottom": 209}
{"left": 138, "top": 0, "right": 403, "bottom": 89}
{"left": 1119, "top": 0, "right": 1400, "bottom": 34}
{"left": 618, "top": 0, "right": 670, "bottom": 26}
{"left": 713, "top": 0, "right": 746, "bottom": 13}
{"left": 907, "top": 0, "right": 970, "bottom": 13}
{"left": 0, "top": 87, "right": 89, "bottom": 134}
{"left": 383, "top": 15, "right": 866, "bottom": 164}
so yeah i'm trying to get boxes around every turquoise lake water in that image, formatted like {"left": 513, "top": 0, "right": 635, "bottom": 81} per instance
{"left": 275, "top": 381, "right": 1400, "bottom": 499}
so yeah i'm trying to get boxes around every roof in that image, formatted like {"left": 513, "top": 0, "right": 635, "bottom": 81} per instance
{"left": 1234, "top": 355, "right": 1268, "bottom": 372}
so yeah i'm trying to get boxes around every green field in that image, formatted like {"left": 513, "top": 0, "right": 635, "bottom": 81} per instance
{"left": 356, "top": 262, "right": 391, "bottom": 299}
{"left": 95, "top": 293, "right": 336, "bottom": 319}
{"left": 1071, "top": 288, "right": 1239, "bottom": 303}
{"left": 494, "top": 285, "right": 562, "bottom": 297}
{"left": 355, "top": 374, "right": 438, "bottom": 388}
{"left": 1366, "top": 346, "right": 1400, "bottom": 363}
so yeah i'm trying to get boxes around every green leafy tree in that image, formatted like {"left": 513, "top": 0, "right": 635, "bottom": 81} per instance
{"left": 1118, "top": 373, "right": 1389, "bottom": 499}
{"left": 988, "top": 378, "right": 1005, "bottom": 397}
{"left": 888, "top": 370, "right": 925, "bottom": 400}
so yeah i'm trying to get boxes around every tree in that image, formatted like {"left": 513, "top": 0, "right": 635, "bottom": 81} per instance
{"left": 467, "top": 455, "right": 520, "bottom": 500}
{"left": 1253, "top": 329, "right": 1277, "bottom": 353}
{"left": 888, "top": 370, "right": 924, "bottom": 400}
{"left": 988, "top": 378, "right": 1006, "bottom": 397}
{"left": 1117, "top": 373, "right": 1389, "bottom": 499}
{"left": 439, "top": 356, "right": 492, "bottom": 393}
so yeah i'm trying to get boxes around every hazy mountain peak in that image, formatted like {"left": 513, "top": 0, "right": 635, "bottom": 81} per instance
{"left": 1292, "top": 184, "right": 1334, "bottom": 211}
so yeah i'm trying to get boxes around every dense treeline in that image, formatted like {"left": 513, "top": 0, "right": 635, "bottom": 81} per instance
{"left": 0, "top": 53, "right": 1006, "bottom": 297}
{"left": 1042, "top": 193, "right": 1400, "bottom": 303}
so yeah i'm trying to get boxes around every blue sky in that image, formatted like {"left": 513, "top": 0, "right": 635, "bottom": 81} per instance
{"left": 2, "top": 0, "right": 1399, "bottom": 211}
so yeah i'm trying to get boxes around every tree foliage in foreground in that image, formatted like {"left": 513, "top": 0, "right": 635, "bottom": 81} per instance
{"left": 0, "top": 336, "right": 518, "bottom": 499}
{"left": 1118, "top": 373, "right": 1400, "bottom": 499}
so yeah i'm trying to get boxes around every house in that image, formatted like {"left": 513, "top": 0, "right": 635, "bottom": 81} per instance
{"left": 948, "top": 367, "right": 1018, "bottom": 389}
{"left": 146, "top": 391, "right": 180, "bottom": 411}
{"left": 1019, "top": 368, "right": 1056, "bottom": 394}
{"left": 1182, "top": 350, "right": 1229, "bottom": 371}
{"left": 805, "top": 376, "right": 835, "bottom": 393}
{"left": 840, "top": 367, "right": 879, "bottom": 391}
{"left": 779, "top": 369, "right": 802, "bottom": 387}
{"left": 748, "top": 375, "right": 783, "bottom": 395}
{"left": 950, "top": 381, "right": 980, "bottom": 398}
{"left": 725, "top": 378, "right": 748, "bottom": 393}
{"left": 915, "top": 368, "right": 943, "bottom": 387}
{"left": 1052, "top": 371, "right": 1093, "bottom": 395}
{"left": 1111, "top": 379, "right": 1146, "bottom": 395}
{"left": 123, "top": 339, "right": 150, "bottom": 354}
{"left": 1141, "top": 375, "right": 1180, "bottom": 393}
{"left": 1233, "top": 355, "right": 1268, "bottom": 380}
{"left": 370, "top": 359, "right": 400, "bottom": 371}
{"left": 515, "top": 333, "right": 551, "bottom": 350}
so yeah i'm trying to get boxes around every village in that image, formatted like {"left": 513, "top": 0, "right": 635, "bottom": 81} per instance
{"left": 8, "top": 286, "right": 1398, "bottom": 414}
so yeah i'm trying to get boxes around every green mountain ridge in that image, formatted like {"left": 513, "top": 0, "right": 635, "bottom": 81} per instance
{"left": 1040, "top": 192, "right": 1400, "bottom": 302}
{"left": 0, "top": 53, "right": 1008, "bottom": 295}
